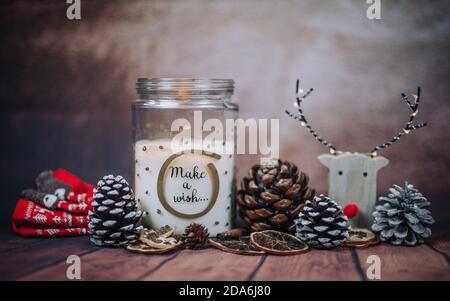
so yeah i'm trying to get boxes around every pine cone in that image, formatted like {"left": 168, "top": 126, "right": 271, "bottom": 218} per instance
{"left": 88, "top": 175, "right": 144, "bottom": 247}
{"left": 371, "top": 182, "right": 434, "bottom": 246}
{"left": 295, "top": 195, "right": 350, "bottom": 249}
{"left": 237, "top": 160, "right": 315, "bottom": 233}
{"left": 183, "top": 223, "right": 209, "bottom": 249}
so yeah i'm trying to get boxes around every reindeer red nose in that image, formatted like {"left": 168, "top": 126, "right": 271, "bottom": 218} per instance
{"left": 344, "top": 203, "right": 359, "bottom": 218}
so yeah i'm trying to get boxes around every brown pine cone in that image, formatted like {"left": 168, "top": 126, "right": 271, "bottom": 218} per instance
{"left": 183, "top": 223, "right": 209, "bottom": 249}
{"left": 237, "top": 159, "right": 315, "bottom": 233}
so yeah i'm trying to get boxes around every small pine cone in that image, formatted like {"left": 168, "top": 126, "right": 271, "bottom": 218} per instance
{"left": 372, "top": 182, "right": 434, "bottom": 246}
{"left": 183, "top": 223, "right": 209, "bottom": 249}
{"left": 295, "top": 194, "right": 350, "bottom": 249}
{"left": 88, "top": 175, "right": 145, "bottom": 247}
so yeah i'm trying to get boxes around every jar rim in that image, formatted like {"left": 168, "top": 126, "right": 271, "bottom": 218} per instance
{"left": 136, "top": 78, "right": 234, "bottom": 99}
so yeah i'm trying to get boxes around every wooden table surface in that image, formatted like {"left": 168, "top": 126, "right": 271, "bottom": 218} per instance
{"left": 1, "top": 231, "right": 449, "bottom": 281}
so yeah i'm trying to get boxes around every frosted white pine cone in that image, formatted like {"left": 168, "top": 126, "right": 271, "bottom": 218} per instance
{"left": 88, "top": 175, "right": 145, "bottom": 247}
{"left": 295, "top": 194, "right": 350, "bottom": 249}
{"left": 372, "top": 182, "right": 434, "bottom": 246}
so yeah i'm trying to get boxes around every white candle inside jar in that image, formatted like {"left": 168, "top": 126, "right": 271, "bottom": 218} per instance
{"left": 135, "top": 138, "right": 235, "bottom": 235}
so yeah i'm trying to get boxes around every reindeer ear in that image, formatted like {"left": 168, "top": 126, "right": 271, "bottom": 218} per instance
{"left": 318, "top": 154, "right": 333, "bottom": 168}
{"left": 373, "top": 156, "right": 389, "bottom": 170}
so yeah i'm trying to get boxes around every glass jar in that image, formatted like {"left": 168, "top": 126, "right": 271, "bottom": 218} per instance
{"left": 132, "top": 78, "right": 238, "bottom": 235}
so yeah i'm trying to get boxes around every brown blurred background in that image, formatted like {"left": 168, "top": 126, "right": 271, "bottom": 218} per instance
{"left": 1, "top": 0, "right": 449, "bottom": 229}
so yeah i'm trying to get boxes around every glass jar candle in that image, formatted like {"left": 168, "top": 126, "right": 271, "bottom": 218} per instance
{"left": 132, "top": 78, "right": 238, "bottom": 235}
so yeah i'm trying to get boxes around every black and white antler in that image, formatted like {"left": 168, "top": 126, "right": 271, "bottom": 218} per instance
{"left": 285, "top": 80, "right": 338, "bottom": 154}
{"left": 286, "top": 80, "right": 427, "bottom": 156}
{"left": 369, "top": 87, "right": 427, "bottom": 156}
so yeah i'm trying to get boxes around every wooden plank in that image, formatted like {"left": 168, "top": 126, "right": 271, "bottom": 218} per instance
{"left": 10, "top": 235, "right": 450, "bottom": 281}
{"left": 0, "top": 236, "right": 96, "bottom": 280}
{"left": 355, "top": 243, "right": 450, "bottom": 281}
{"left": 22, "top": 247, "right": 179, "bottom": 281}
{"left": 0, "top": 232, "right": 46, "bottom": 253}
{"left": 427, "top": 233, "right": 450, "bottom": 260}
{"left": 140, "top": 248, "right": 262, "bottom": 281}
{"left": 252, "top": 248, "right": 361, "bottom": 281}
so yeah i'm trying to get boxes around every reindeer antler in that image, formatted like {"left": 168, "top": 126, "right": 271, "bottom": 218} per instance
{"left": 369, "top": 87, "right": 427, "bottom": 156}
{"left": 286, "top": 80, "right": 428, "bottom": 156}
{"left": 285, "top": 79, "right": 338, "bottom": 154}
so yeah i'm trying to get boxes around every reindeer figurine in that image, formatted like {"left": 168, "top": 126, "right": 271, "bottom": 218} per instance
{"left": 286, "top": 80, "right": 427, "bottom": 228}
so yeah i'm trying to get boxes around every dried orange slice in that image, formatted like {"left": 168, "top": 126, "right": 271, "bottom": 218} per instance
{"left": 250, "top": 230, "right": 309, "bottom": 255}
{"left": 216, "top": 228, "right": 249, "bottom": 240}
{"left": 139, "top": 225, "right": 179, "bottom": 249}
{"left": 140, "top": 225, "right": 175, "bottom": 239}
{"left": 342, "top": 228, "right": 378, "bottom": 247}
{"left": 126, "top": 241, "right": 181, "bottom": 254}
{"left": 156, "top": 225, "right": 176, "bottom": 238}
{"left": 343, "top": 239, "right": 379, "bottom": 248}
{"left": 208, "top": 236, "right": 265, "bottom": 255}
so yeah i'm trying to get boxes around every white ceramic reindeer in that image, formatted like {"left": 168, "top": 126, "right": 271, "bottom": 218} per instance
{"left": 317, "top": 153, "right": 388, "bottom": 228}
{"left": 287, "top": 80, "right": 427, "bottom": 228}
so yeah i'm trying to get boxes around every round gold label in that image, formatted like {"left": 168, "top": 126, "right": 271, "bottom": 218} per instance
{"left": 157, "top": 150, "right": 220, "bottom": 219}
